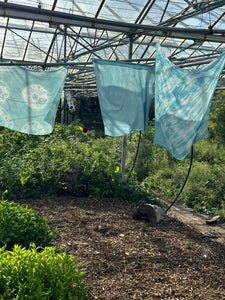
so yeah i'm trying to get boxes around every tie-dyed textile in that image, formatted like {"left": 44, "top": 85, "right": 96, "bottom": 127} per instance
{"left": 0, "top": 66, "right": 67, "bottom": 135}
{"left": 154, "top": 44, "right": 225, "bottom": 160}
{"left": 93, "top": 59, "right": 155, "bottom": 137}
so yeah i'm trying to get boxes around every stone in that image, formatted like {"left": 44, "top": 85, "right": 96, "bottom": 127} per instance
{"left": 136, "top": 203, "right": 164, "bottom": 224}
{"left": 206, "top": 215, "right": 220, "bottom": 224}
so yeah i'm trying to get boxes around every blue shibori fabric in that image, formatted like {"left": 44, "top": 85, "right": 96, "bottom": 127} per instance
{"left": 0, "top": 66, "right": 67, "bottom": 135}
{"left": 154, "top": 44, "right": 225, "bottom": 160}
{"left": 93, "top": 59, "right": 155, "bottom": 136}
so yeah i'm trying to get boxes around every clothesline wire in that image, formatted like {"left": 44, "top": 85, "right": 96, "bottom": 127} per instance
{"left": 164, "top": 145, "right": 194, "bottom": 214}
{"left": 127, "top": 132, "right": 194, "bottom": 213}
{"left": 128, "top": 131, "right": 142, "bottom": 179}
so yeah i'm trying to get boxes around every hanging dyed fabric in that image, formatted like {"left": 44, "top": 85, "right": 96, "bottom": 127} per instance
{"left": 154, "top": 44, "right": 225, "bottom": 160}
{"left": 93, "top": 59, "right": 155, "bottom": 136}
{"left": 0, "top": 65, "right": 67, "bottom": 135}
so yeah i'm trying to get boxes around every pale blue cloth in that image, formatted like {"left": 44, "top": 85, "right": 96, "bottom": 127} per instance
{"left": 154, "top": 44, "right": 225, "bottom": 160}
{"left": 0, "top": 66, "right": 67, "bottom": 135}
{"left": 93, "top": 59, "right": 155, "bottom": 136}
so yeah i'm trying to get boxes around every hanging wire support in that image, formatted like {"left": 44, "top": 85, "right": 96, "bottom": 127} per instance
{"left": 164, "top": 145, "right": 194, "bottom": 214}
{"left": 128, "top": 131, "right": 142, "bottom": 179}
{"left": 121, "top": 33, "right": 134, "bottom": 181}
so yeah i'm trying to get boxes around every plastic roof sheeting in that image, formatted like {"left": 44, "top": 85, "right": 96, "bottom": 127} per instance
{"left": 1, "top": 0, "right": 225, "bottom": 96}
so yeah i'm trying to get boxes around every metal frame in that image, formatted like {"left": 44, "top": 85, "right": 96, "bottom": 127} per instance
{"left": 1, "top": 1, "right": 225, "bottom": 95}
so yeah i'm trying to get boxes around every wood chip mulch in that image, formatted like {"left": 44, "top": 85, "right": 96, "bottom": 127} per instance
{"left": 18, "top": 196, "right": 225, "bottom": 300}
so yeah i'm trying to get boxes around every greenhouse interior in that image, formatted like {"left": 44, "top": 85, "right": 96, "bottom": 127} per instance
{"left": 0, "top": 2, "right": 225, "bottom": 177}
{"left": 1, "top": 1, "right": 225, "bottom": 299}
{"left": 1, "top": 0, "right": 225, "bottom": 95}
{"left": 1, "top": 1, "right": 225, "bottom": 114}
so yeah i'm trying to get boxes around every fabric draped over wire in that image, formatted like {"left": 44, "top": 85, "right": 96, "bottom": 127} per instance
{"left": 93, "top": 59, "right": 155, "bottom": 137}
{"left": 93, "top": 51, "right": 225, "bottom": 159}
{"left": 0, "top": 66, "right": 67, "bottom": 135}
{"left": 154, "top": 44, "right": 225, "bottom": 160}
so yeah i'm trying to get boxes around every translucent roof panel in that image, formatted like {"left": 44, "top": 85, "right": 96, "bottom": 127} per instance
{"left": 1, "top": 0, "right": 225, "bottom": 95}
{"left": 8, "top": 0, "right": 53, "bottom": 10}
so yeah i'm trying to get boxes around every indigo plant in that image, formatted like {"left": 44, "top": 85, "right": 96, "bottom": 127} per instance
{"left": 0, "top": 200, "right": 57, "bottom": 250}
{"left": 0, "top": 244, "right": 87, "bottom": 299}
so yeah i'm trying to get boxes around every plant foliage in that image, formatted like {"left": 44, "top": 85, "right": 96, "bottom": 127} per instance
{"left": 138, "top": 125, "right": 225, "bottom": 219}
{"left": 0, "top": 123, "right": 160, "bottom": 206}
{"left": 0, "top": 200, "right": 57, "bottom": 250}
{"left": 209, "top": 90, "right": 225, "bottom": 144}
{"left": 0, "top": 244, "right": 87, "bottom": 299}
{"left": 1, "top": 102, "right": 225, "bottom": 219}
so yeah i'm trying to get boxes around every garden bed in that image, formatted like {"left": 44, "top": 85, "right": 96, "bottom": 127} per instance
{"left": 18, "top": 196, "right": 225, "bottom": 300}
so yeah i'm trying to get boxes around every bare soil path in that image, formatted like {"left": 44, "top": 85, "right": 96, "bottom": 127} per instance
{"left": 167, "top": 203, "right": 225, "bottom": 245}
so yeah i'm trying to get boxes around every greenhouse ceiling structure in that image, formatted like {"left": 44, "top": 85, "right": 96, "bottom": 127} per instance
{"left": 1, "top": 0, "right": 225, "bottom": 97}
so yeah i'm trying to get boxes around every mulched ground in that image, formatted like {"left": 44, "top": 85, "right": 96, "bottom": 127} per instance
{"left": 18, "top": 196, "right": 225, "bottom": 300}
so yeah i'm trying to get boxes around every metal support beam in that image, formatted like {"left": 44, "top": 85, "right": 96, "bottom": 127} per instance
{"left": 161, "top": 0, "right": 225, "bottom": 27}
{"left": 22, "top": 21, "right": 34, "bottom": 61}
{"left": 1, "top": 2, "right": 225, "bottom": 43}
{"left": 95, "top": 0, "right": 106, "bottom": 18}
{"left": 0, "top": 16, "right": 8, "bottom": 59}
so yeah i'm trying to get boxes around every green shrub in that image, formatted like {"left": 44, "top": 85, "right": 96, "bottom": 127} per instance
{"left": 142, "top": 138, "right": 225, "bottom": 217}
{"left": 0, "top": 244, "right": 87, "bottom": 300}
{"left": 115, "top": 180, "right": 162, "bottom": 207}
{"left": 0, "top": 124, "right": 161, "bottom": 205}
{"left": 63, "top": 136, "right": 161, "bottom": 205}
{"left": 73, "top": 138, "right": 122, "bottom": 197}
{"left": 0, "top": 123, "right": 91, "bottom": 200}
{"left": 209, "top": 90, "right": 225, "bottom": 144}
{"left": 0, "top": 200, "right": 57, "bottom": 250}
{"left": 1, "top": 120, "right": 224, "bottom": 218}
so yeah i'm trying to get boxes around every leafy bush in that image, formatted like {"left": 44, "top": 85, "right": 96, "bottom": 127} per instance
{"left": 61, "top": 135, "right": 162, "bottom": 205}
{"left": 0, "top": 124, "right": 85, "bottom": 199}
{"left": 1, "top": 117, "right": 225, "bottom": 218}
{"left": 0, "top": 124, "right": 160, "bottom": 206}
{"left": 0, "top": 244, "right": 87, "bottom": 300}
{"left": 209, "top": 90, "right": 225, "bottom": 144}
{"left": 72, "top": 138, "right": 122, "bottom": 197}
{"left": 142, "top": 138, "right": 225, "bottom": 218}
{"left": 115, "top": 180, "right": 162, "bottom": 206}
{"left": 0, "top": 200, "right": 57, "bottom": 250}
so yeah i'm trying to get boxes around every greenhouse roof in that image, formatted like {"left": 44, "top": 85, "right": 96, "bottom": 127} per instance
{"left": 1, "top": 0, "right": 225, "bottom": 96}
